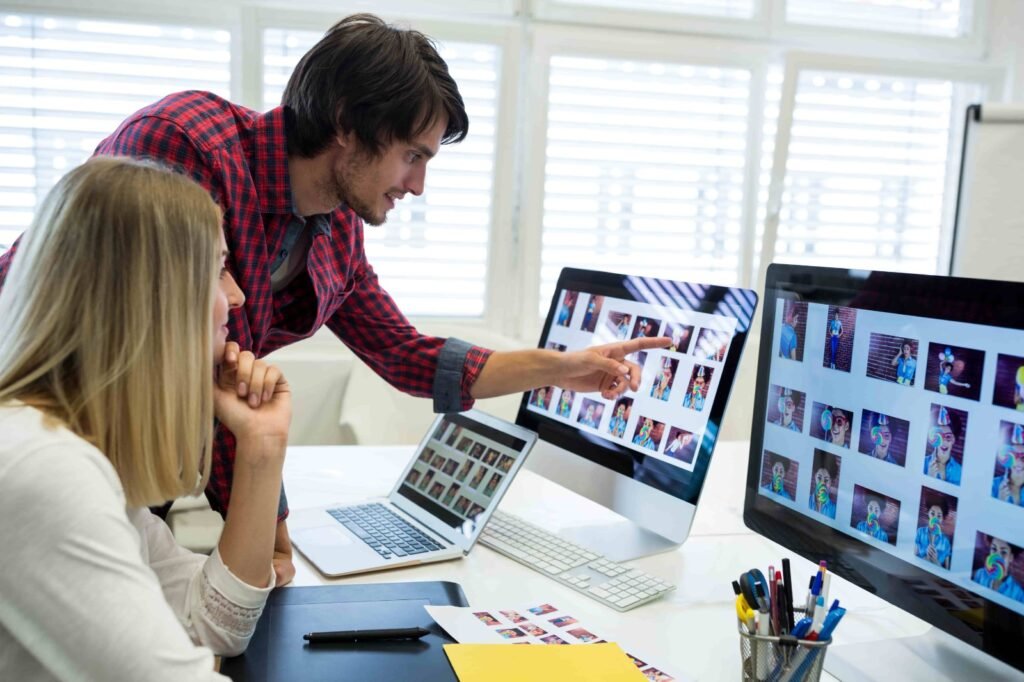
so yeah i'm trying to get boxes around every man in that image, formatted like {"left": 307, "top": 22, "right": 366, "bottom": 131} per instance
{"left": 763, "top": 458, "right": 793, "bottom": 501}
{"left": 890, "top": 340, "right": 916, "bottom": 386}
{"left": 779, "top": 309, "right": 799, "bottom": 360}
{"left": 824, "top": 407, "right": 850, "bottom": 448}
{"left": 915, "top": 500, "right": 952, "bottom": 569}
{"left": 0, "top": 14, "right": 665, "bottom": 584}
{"left": 827, "top": 309, "right": 843, "bottom": 369}
{"left": 924, "top": 406, "right": 962, "bottom": 485}
{"left": 866, "top": 413, "right": 900, "bottom": 466}
{"left": 972, "top": 535, "right": 1024, "bottom": 603}
{"left": 993, "top": 423, "right": 1024, "bottom": 507}
{"left": 772, "top": 387, "right": 800, "bottom": 432}
{"left": 808, "top": 460, "right": 837, "bottom": 519}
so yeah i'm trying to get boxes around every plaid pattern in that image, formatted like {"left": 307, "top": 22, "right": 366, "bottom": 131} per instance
{"left": 0, "top": 91, "right": 491, "bottom": 519}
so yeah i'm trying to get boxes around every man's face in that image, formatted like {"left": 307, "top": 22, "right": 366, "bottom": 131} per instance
{"left": 782, "top": 396, "right": 795, "bottom": 420}
{"left": 330, "top": 117, "right": 446, "bottom": 226}
{"left": 830, "top": 410, "right": 848, "bottom": 439}
{"left": 866, "top": 500, "right": 881, "bottom": 519}
{"left": 935, "top": 425, "right": 955, "bottom": 461}
{"left": 927, "top": 505, "right": 944, "bottom": 525}
{"left": 814, "top": 468, "right": 831, "bottom": 490}
{"left": 875, "top": 425, "right": 892, "bottom": 453}
{"left": 991, "top": 537, "right": 1013, "bottom": 562}
{"left": 772, "top": 462, "right": 785, "bottom": 479}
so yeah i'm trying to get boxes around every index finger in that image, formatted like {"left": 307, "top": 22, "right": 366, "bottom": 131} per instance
{"left": 612, "top": 336, "right": 672, "bottom": 354}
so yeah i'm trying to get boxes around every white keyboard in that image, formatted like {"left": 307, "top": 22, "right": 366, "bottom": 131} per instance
{"left": 479, "top": 510, "right": 676, "bottom": 612}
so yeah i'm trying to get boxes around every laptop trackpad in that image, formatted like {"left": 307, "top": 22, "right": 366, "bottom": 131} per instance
{"left": 295, "top": 525, "right": 354, "bottom": 547}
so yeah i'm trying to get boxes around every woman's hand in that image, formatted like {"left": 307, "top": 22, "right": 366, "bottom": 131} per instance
{"left": 214, "top": 342, "right": 292, "bottom": 447}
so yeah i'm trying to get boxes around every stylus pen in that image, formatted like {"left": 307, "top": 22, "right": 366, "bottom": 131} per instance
{"left": 303, "top": 626, "right": 430, "bottom": 643}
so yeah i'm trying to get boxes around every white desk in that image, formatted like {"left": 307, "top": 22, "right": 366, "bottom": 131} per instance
{"left": 281, "top": 441, "right": 942, "bottom": 681}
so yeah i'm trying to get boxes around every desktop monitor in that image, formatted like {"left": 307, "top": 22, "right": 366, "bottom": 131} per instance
{"left": 744, "top": 264, "right": 1024, "bottom": 678}
{"left": 516, "top": 267, "right": 758, "bottom": 561}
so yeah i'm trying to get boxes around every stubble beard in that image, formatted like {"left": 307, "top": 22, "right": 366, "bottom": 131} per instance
{"left": 325, "top": 153, "right": 387, "bottom": 226}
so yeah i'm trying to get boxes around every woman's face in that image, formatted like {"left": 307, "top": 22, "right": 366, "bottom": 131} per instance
{"left": 1010, "top": 457, "right": 1024, "bottom": 486}
{"left": 830, "top": 411, "right": 848, "bottom": 440}
{"left": 902, "top": 343, "right": 912, "bottom": 358}
{"left": 927, "top": 505, "right": 944, "bottom": 525}
{"left": 814, "top": 467, "right": 831, "bottom": 490}
{"left": 772, "top": 462, "right": 785, "bottom": 479}
{"left": 213, "top": 232, "right": 245, "bottom": 363}
{"left": 874, "top": 425, "right": 892, "bottom": 453}
{"left": 866, "top": 500, "right": 882, "bottom": 518}
{"left": 782, "top": 396, "right": 795, "bottom": 420}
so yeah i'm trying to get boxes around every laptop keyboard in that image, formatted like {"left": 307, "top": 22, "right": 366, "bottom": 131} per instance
{"left": 480, "top": 510, "right": 676, "bottom": 612}
{"left": 327, "top": 503, "right": 447, "bottom": 560}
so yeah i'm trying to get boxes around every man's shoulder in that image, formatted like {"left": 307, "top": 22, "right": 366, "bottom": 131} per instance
{"left": 111, "top": 91, "right": 260, "bottom": 154}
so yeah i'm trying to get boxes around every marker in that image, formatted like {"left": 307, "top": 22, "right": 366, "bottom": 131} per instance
{"left": 781, "top": 558, "right": 795, "bottom": 632}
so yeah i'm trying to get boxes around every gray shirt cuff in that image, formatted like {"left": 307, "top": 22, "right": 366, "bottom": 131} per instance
{"left": 433, "top": 337, "right": 473, "bottom": 413}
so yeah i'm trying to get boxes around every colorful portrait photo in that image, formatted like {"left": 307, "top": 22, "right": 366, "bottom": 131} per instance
{"left": 992, "top": 420, "right": 1024, "bottom": 508}
{"left": 695, "top": 327, "right": 730, "bottom": 363}
{"left": 924, "top": 343, "right": 984, "bottom": 402}
{"left": 822, "top": 305, "right": 856, "bottom": 372}
{"left": 664, "top": 426, "right": 699, "bottom": 464}
{"left": 607, "top": 397, "right": 633, "bottom": 439}
{"left": 767, "top": 384, "right": 805, "bottom": 434}
{"left": 650, "top": 356, "right": 679, "bottom": 402}
{"left": 849, "top": 485, "right": 899, "bottom": 546}
{"left": 778, "top": 300, "right": 808, "bottom": 362}
{"left": 529, "top": 386, "right": 553, "bottom": 411}
{"left": 555, "top": 388, "right": 575, "bottom": 419}
{"left": 865, "top": 333, "right": 918, "bottom": 387}
{"left": 682, "top": 364, "right": 714, "bottom": 412}
{"left": 808, "top": 449, "right": 841, "bottom": 519}
{"left": 809, "top": 402, "right": 852, "bottom": 449}
{"left": 606, "top": 310, "right": 634, "bottom": 341}
{"left": 665, "top": 322, "right": 694, "bottom": 354}
{"left": 555, "top": 289, "right": 578, "bottom": 327}
{"left": 914, "top": 487, "right": 957, "bottom": 570}
{"left": 580, "top": 294, "right": 604, "bottom": 333}
{"left": 759, "top": 449, "right": 798, "bottom": 501}
{"left": 631, "top": 416, "right": 665, "bottom": 452}
{"left": 576, "top": 398, "right": 605, "bottom": 429}
{"left": 858, "top": 410, "right": 909, "bottom": 468}
{"left": 631, "top": 315, "right": 663, "bottom": 340}
{"left": 923, "top": 404, "right": 968, "bottom": 486}
{"left": 992, "top": 353, "right": 1024, "bottom": 413}
{"left": 971, "top": 532, "right": 1024, "bottom": 603}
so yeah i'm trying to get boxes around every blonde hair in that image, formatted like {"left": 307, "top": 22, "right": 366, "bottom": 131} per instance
{"left": 0, "top": 157, "right": 221, "bottom": 507}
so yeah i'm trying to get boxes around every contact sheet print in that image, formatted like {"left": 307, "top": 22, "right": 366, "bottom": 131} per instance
{"left": 425, "top": 602, "right": 682, "bottom": 682}
{"left": 759, "top": 297, "right": 1024, "bottom": 613}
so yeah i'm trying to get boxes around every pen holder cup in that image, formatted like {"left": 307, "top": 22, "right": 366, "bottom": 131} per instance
{"left": 737, "top": 609, "right": 831, "bottom": 682}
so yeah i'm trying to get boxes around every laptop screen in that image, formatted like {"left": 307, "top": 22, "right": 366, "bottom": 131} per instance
{"left": 745, "top": 265, "right": 1024, "bottom": 665}
{"left": 394, "top": 411, "right": 533, "bottom": 534}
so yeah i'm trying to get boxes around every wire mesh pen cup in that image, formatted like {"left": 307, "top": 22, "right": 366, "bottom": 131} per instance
{"left": 737, "top": 609, "right": 831, "bottom": 682}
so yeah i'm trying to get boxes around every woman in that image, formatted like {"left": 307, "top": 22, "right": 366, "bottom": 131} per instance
{"left": 0, "top": 158, "right": 291, "bottom": 680}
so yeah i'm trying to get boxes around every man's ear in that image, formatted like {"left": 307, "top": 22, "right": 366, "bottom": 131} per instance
{"left": 334, "top": 129, "right": 357, "bottom": 152}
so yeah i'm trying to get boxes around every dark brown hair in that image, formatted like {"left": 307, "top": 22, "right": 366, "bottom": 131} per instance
{"left": 282, "top": 14, "right": 468, "bottom": 158}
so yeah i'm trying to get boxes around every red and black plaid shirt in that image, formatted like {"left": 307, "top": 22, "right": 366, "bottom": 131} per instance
{"left": 0, "top": 91, "right": 491, "bottom": 519}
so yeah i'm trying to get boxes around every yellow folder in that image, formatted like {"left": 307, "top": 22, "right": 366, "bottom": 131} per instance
{"left": 443, "top": 643, "right": 648, "bottom": 681}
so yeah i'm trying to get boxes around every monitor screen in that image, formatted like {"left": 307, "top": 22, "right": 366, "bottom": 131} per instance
{"left": 517, "top": 268, "right": 757, "bottom": 505}
{"left": 744, "top": 264, "right": 1024, "bottom": 670}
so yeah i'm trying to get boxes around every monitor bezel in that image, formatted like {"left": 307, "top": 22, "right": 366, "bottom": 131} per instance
{"left": 743, "top": 263, "right": 1024, "bottom": 672}
{"left": 516, "top": 267, "right": 757, "bottom": 506}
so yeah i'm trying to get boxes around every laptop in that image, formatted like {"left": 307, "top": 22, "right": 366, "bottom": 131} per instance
{"left": 290, "top": 409, "right": 537, "bottom": 577}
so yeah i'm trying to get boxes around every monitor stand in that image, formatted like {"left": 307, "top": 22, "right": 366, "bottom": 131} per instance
{"left": 825, "top": 627, "right": 1024, "bottom": 681}
{"left": 560, "top": 520, "right": 680, "bottom": 563}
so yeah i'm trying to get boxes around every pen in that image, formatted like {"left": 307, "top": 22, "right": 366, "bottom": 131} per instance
{"left": 781, "top": 558, "right": 795, "bottom": 632}
{"left": 303, "top": 626, "right": 430, "bottom": 643}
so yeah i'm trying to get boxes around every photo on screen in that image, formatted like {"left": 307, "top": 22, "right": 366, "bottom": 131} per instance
{"left": 443, "top": 483, "right": 460, "bottom": 506}
{"left": 432, "top": 419, "right": 450, "bottom": 442}
{"left": 767, "top": 384, "right": 805, "bottom": 433}
{"left": 430, "top": 453, "right": 445, "bottom": 469}
{"left": 497, "top": 454, "right": 514, "bottom": 473}
{"left": 971, "top": 531, "right": 1024, "bottom": 603}
{"left": 469, "top": 442, "right": 486, "bottom": 460}
{"left": 632, "top": 315, "right": 663, "bottom": 340}
{"left": 822, "top": 305, "right": 856, "bottom": 372}
{"left": 849, "top": 484, "right": 899, "bottom": 546}
{"left": 809, "top": 402, "right": 852, "bottom": 449}
{"left": 664, "top": 426, "right": 699, "bottom": 464}
{"left": 418, "top": 469, "right": 434, "bottom": 491}
{"left": 924, "top": 343, "right": 984, "bottom": 401}
{"left": 555, "top": 290, "right": 578, "bottom": 327}
{"left": 405, "top": 469, "right": 421, "bottom": 487}
{"left": 808, "top": 449, "right": 841, "bottom": 519}
{"left": 866, "top": 333, "right": 919, "bottom": 387}
{"left": 428, "top": 481, "right": 445, "bottom": 500}
{"left": 576, "top": 397, "right": 605, "bottom": 429}
{"left": 455, "top": 459, "right": 473, "bottom": 482}
{"left": 778, "top": 300, "right": 808, "bottom": 362}
{"left": 627, "top": 350, "right": 648, "bottom": 372}
{"left": 682, "top": 364, "right": 714, "bottom": 412}
{"left": 554, "top": 389, "right": 575, "bottom": 419}
{"left": 694, "top": 327, "right": 730, "bottom": 362}
{"left": 606, "top": 310, "right": 633, "bottom": 341}
{"left": 580, "top": 294, "right": 604, "bottom": 333}
{"left": 992, "top": 420, "right": 1024, "bottom": 508}
{"left": 454, "top": 496, "right": 471, "bottom": 516}
{"left": 923, "top": 404, "right": 968, "bottom": 486}
{"left": 483, "top": 472, "right": 503, "bottom": 496}
{"left": 418, "top": 447, "right": 434, "bottom": 464}
{"left": 546, "top": 341, "right": 567, "bottom": 352}
{"left": 467, "top": 503, "right": 485, "bottom": 519}
{"left": 631, "top": 416, "right": 665, "bottom": 452}
{"left": 445, "top": 426, "right": 463, "bottom": 447}
{"left": 456, "top": 437, "right": 473, "bottom": 454}
{"left": 759, "top": 450, "right": 798, "bottom": 501}
{"left": 650, "top": 356, "right": 679, "bottom": 402}
{"left": 483, "top": 448, "right": 500, "bottom": 466}
{"left": 442, "top": 459, "right": 458, "bottom": 476}
{"left": 992, "top": 353, "right": 1024, "bottom": 412}
{"left": 858, "top": 410, "right": 909, "bottom": 467}
{"left": 915, "top": 487, "right": 958, "bottom": 570}
{"left": 529, "top": 386, "right": 553, "bottom": 410}
{"left": 468, "top": 466, "right": 486, "bottom": 490}
{"left": 607, "top": 397, "right": 633, "bottom": 439}
{"left": 665, "top": 322, "right": 694, "bottom": 354}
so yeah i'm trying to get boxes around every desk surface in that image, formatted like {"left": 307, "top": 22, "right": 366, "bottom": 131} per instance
{"left": 283, "top": 441, "right": 930, "bottom": 681}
